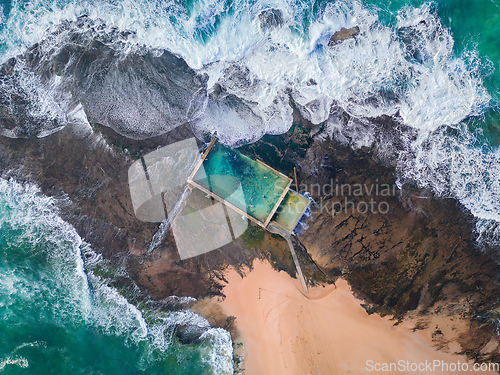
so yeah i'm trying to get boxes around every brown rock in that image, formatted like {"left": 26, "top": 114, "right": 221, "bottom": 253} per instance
{"left": 328, "top": 26, "right": 360, "bottom": 46}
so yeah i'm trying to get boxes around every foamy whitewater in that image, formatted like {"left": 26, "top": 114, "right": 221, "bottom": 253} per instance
{"left": 0, "top": 0, "right": 497, "bottom": 248}
{"left": 0, "top": 0, "right": 498, "bottom": 371}
{"left": 0, "top": 177, "right": 233, "bottom": 374}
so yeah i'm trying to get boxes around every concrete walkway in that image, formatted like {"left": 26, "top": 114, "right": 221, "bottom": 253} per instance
{"left": 268, "top": 223, "right": 309, "bottom": 293}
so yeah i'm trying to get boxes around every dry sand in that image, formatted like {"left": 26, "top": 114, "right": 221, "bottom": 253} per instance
{"left": 219, "top": 260, "right": 498, "bottom": 374}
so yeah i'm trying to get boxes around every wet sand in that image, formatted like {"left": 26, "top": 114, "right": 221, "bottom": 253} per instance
{"left": 219, "top": 260, "right": 498, "bottom": 374}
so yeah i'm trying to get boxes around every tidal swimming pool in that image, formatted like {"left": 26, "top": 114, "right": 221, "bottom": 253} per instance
{"left": 190, "top": 141, "right": 291, "bottom": 226}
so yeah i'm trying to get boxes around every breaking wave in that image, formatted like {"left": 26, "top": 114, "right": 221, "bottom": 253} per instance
{"left": 0, "top": 0, "right": 498, "bottom": 245}
{"left": 0, "top": 177, "right": 233, "bottom": 374}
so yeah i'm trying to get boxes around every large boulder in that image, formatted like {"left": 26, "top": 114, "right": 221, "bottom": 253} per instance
{"left": 258, "top": 9, "right": 284, "bottom": 31}
{"left": 328, "top": 26, "right": 360, "bottom": 46}
{"left": 0, "top": 16, "right": 208, "bottom": 140}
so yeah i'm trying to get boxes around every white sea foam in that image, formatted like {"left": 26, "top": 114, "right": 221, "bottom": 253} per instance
{"left": 0, "top": 59, "right": 70, "bottom": 138}
{"left": 0, "top": 1, "right": 497, "bottom": 369}
{"left": 0, "top": 356, "right": 29, "bottom": 371}
{"left": 11, "top": 341, "right": 47, "bottom": 353}
{"left": 397, "top": 124, "right": 500, "bottom": 242}
{"left": 162, "top": 295, "right": 198, "bottom": 305}
{"left": 476, "top": 218, "right": 500, "bottom": 250}
{"left": 137, "top": 309, "right": 233, "bottom": 373}
{"left": 85, "top": 271, "right": 149, "bottom": 341}
{"left": 0, "top": 177, "right": 234, "bottom": 372}
{"left": 200, "top": 328, "right": 234, "bottom": 375}
{"left": 0, "top": 178, "right": 93, "bottom": 322}
{"left": 1, "top": 0, "right": 488, "bottom": 138}
{"left": 0, "top": 0, "right": 497, "bottom": 244}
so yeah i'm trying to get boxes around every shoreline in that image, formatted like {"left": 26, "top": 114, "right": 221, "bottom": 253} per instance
{"left": 1, "top": 54, "right": 500, "bottom": 367}
{"left": 218, "top": 260, "right": 498, "bottom": 374}
{"left": 0, "top": 8, "right": 499, "bottom": 374}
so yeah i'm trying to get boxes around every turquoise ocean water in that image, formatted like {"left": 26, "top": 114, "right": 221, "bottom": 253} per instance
{"left": 0, "top": 0, "right": 499, "bottom": 373}
{"left": 363, "top": 0, "right": 500, "bottom": 145}
{"left": 0, "top": 179, "right": 232, "bottom": 374}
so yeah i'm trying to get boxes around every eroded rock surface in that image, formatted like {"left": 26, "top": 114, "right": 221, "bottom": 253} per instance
{"left": 0, "top": 36, "right": 499, "bottom": 364}
{"left": 239, "top": 109, "right": 500, "bottom": 362}
{"left": 0, "top": 16, "right": 208, "bottom": 140}
{"left": 328, "top": 26, "right": 360, "bottom": 46}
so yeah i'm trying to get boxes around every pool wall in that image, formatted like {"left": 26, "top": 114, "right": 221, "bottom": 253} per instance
{"left": 188, "top": 138, "right": 309, "bottom": 234}
{"left": 188, "top": 138, "right": 292, "bottom": 228}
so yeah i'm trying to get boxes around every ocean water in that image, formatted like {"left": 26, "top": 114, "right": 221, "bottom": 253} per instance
{"left": 0, "top": 0, "right": 499, "bottom": 373}
{"left": 0, "top": 178, "right": 233, "bottom": 374}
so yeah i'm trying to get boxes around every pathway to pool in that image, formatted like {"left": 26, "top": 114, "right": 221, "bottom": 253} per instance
{"left": 268, "top": 223, "right": 309, "bottom": 294}
{"left": 187, "top": 138, "right": 311, "bottom": 293}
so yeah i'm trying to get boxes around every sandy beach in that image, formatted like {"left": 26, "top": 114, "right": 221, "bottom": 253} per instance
{"left": 219, "top": 260, "right": 498, "bottom": 374}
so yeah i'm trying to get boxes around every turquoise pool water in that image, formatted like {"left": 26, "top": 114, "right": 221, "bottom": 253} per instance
{"left": 192, "top": 142, "right": 291, "bottom": 224}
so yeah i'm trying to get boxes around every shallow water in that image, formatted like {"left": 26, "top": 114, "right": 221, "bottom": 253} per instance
{"left": 272, "top": 190, "right": 311, "bottom": 232}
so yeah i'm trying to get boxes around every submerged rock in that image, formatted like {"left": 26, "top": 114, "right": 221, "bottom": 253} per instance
{"left": 397, "top": 22, "right": 432, "bottom": 64}
{"left": 258, "top": 8, "right": 284, "bottom": 31}
{"left": 73, "top": 48, "right": 208, "bottom": 140}
{"left": 328, "top": 26, "right": 360, "bottom": 46}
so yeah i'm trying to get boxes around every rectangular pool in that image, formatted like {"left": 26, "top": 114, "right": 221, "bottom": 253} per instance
{"left": 188, "top": 140, "right": 292, "bottom": 227}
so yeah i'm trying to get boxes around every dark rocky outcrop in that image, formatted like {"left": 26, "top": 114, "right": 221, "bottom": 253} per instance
{"left": 239, "top": 109, "right": 500, "bottom": 363}
{"left": 175, "top": 324, "right": 209, "bottom": 345}
{"left": 258, "top": 8, "right": 284, "bottom": 31}
{"left": 397, "top": 22, "right": 432, "bottom": 64}
{"left": 0, "top": 16, "right": 208, "bottom": 140}
{"left": 328, "top": 26, "right": 360, "bottom": 46}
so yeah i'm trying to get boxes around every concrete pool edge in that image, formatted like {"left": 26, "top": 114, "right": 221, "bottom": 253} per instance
{"left": 187, "top": 138, "right": 310, "bottom": 235}
{"left": 263, "top": 179, "right": 291, "bottom": 227}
